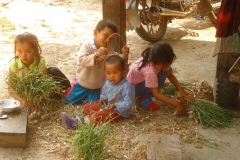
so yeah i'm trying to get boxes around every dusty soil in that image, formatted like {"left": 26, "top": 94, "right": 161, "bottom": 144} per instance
{"left": 0, "top": 0, "right": 240, "bottom": 160}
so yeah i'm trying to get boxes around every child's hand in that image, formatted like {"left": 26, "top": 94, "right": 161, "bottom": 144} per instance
{"left": 105, "top": 104, "right": 116, "bottom": 112}
{"left": 122, "top": 46, "right": 129, "bottom": 56}
{"left": 20, "top": 100, "right": 35, "bottom": 115}
{"left": 175, "top": 102, "right": 186, "bottom": 115}
{"left": 97, "top": 47, "right": 107, "bottom": 56}
{"left": 99, "top": 98, "right": 107, "bottom": 106}
{"left": 20, "top": 99, "right": 28, "bottom": 108}
{"left": 179, "top": 90, "right": 195, "bottom": 102}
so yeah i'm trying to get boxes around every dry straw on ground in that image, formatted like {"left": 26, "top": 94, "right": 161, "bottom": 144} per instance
{"left": 4, "top": 79, "right": 230, "bottom": 159}
{"left": 28, "top": 94, "right": 222, "bottom": 159}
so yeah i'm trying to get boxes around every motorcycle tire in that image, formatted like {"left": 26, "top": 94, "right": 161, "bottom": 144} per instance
{"left": 213, "top": 78, "right": 239, "bottom": 107}
{"left": 206, "top": 11, "right": 216, "bottom": 24}
{"left": 135, "top": 0, "right": 168, "bottom": 42}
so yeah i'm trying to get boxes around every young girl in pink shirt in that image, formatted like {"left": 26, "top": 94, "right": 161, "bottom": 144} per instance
{"left": 127, "top": 42, "right": 194, "bottom": 114}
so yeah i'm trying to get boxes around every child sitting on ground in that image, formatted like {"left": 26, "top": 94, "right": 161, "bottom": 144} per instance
{"left": 8, "top": 32, "right": 70, "bottom": 108}
{"left": 127, "top": 42, "right": 195, "bottom": 114}
{"left": 62, "top": 55, "right": 135, "bottom": 129}
{"left": 64, "top": 19, "right": 129, "bottom": 104}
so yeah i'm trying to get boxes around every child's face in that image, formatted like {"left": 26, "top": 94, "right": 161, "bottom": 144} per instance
{"left": 105, "top": 62, "right": 125, "bottom": 85}
{"left": 16, "top": 42, "right": 35, "bottom": 67}
{"left": 94, "top": 27, "right": 115, "bottom": 48}
{"left": 153, "top": 62, "right": 171, "bottom": 72}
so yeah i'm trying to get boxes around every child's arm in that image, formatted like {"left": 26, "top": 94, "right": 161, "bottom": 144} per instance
{"left": 8, "top": 75, "right": 27, "bottom": 107}
{"left": 166, "top": 69, "right": 195, "bottom": 102}
{"left": 93, "top": 47, "right": 108, "bottom": 65}
{"left": 99, "top": 82, "right": 108, "bottom": 107}
{"left": 95, "top": 47, "right": 108, "bottom": 57}
{"left": 99, "top": 98, "right": 107, "bottom": 107}
{"left": 121, "top": 46, "right": 129, "bottom": 62}
{"left": 8, "top": 88, "right": 27, "bottom": 107}
{"left": 105, "top": 104, "right": 116, "bottom": 112}
{"left": 77, "top": 43, "right": 106, "bottom": 67}
{"left": 151, "top": 88, "right": 186, "bottom": 114}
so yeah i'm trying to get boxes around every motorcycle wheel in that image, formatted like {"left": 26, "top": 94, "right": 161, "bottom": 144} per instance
{"left": 135, "top": 0, "right": 167, "bottom": 42}
{"left": 213, "top": 78, "right": 239, "bottom": 107}
{"left": 206, "top": 11, "right": 216, "bottom": 24}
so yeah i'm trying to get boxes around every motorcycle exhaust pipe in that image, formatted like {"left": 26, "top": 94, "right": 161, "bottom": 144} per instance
{"left": 159, "top": 7, "right": 190, "bottom": 17}
{"left": 149, "top": 6, "right": 191, "bottom": 17}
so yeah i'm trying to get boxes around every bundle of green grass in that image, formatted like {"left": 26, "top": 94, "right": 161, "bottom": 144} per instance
{"left": 161, "top": 81, "right": 192, "bottom": 95}
{"left": 6, "top": 71, "right": 64, "bottom": 111}
{"left": 187, "top": 99, "right": 234, "bottom": 128}
{"left": 71, "top": 122, "right": 117, "bottom": 160}
{"left": 162, "top": 82, "right": 234, "bottom": 128}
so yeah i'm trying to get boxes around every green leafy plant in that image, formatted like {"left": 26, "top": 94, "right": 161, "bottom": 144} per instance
{"left": 71, "top": 121, "right": 118, "bottom": 160}
{"left": 6, "top": 71, "right": 64, "bottom": 111}
{"left": 162, "top": 82, "right": 234, "bottom": 128}
{"left": 161, "top": 81, "right": 192, "bottom": 95}
{"left": 188, "top": 99, "right": 234, "bottom": 128}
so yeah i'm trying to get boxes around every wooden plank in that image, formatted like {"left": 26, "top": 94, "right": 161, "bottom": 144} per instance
{"left": 0, "top": 107, "right": 28, "bottom": 147}
{"left": 147, "top": 134, "right": 182, "bottom": 160}
{"left": 147, "top": 134, "right": 163, "bottom": 160}
{"left": 156, "top": 135, "right": 182, "bottom": 160}
{"left": 147, "top": 133, "right": 157, "bottom": 160}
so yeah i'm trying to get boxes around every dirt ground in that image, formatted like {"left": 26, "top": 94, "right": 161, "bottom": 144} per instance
{"left": 0, "top": 0, "right": 240, "bottom": 160}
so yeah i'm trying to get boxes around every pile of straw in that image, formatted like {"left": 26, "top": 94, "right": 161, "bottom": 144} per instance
{"left": 18, "top": 80, "right": 233, "bottom": 159}
{"left": 28, "top": 102, "right": 222, "bottom": 159}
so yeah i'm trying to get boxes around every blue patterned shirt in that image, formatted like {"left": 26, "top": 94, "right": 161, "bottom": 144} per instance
{"left": 100, "top": 77, "right": 135, "bottom": 118}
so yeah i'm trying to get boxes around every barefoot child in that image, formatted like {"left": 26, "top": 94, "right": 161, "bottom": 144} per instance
{"left": 8, "top": 32, "right": 70, "bottom": 108}
{"left": 62, "top": 55, "right": 135, "bottom": 129}
{"left": 127, "top": 42, "right": 195, "bottom": 114}
{"left": 64, "top": 19, "right": 129, "bottom": 104}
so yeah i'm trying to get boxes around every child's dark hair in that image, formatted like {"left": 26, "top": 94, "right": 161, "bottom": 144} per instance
{"left": 95, "top": 19, "right": 118, "bottom": 33}
{"left": 138, "top": 42, "right": 176, "bottom": 70}
{"left": 14, "top": 32, "right": 42, "bottom": 64}
{"left": 105, "top": 55, "right": 125, "bottom": 70}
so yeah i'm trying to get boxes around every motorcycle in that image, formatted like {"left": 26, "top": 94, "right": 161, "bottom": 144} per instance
{"left": 125, "top": 0, "right": 216, "bottom": 42}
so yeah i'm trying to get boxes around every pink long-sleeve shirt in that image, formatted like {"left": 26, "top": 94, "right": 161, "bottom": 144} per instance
{"left": 127, "top": 58, "right": 159, "bottom": 88}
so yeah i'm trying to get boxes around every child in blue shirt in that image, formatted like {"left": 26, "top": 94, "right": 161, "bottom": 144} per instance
{"left": 62, "top": 55, "right": 135, "bottom": 129}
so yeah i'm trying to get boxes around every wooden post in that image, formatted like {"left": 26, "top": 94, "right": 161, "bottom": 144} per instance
{"left": 102, "top": 0, "right": 126, "bottom": 46}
